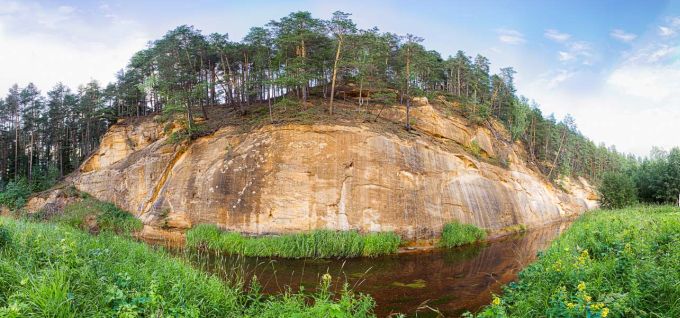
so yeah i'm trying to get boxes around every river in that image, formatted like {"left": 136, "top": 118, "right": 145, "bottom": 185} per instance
{"left": 181, "top": 222, "right": 571, "bottom": 317}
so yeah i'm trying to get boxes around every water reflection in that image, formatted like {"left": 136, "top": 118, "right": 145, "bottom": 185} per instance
{"left": 183, "top": 222, "right": 570, "bottom": 317}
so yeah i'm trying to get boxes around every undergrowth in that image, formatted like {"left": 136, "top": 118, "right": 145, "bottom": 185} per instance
{"left": 25, "top": 197, "right": 142, "bottom": 236}
{"left": 0, "top": 217, "right": 376, "bottom": 317}
{"left": 471, "top": 205, "right": 680, "bottom": 317}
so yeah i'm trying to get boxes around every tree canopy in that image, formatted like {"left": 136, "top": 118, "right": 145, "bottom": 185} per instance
{"left": 0, "top": 11, "right": 656, "bottom": 197}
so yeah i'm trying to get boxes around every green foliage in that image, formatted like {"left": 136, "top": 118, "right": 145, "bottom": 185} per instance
{"left": 468, "top": 140, "right": 482, "bottom": 157}
{"left": 362, "top": 232, "right": 401, "bottom": 257}
{"left": 438, "top": 221, "right": 487, "bottom": 248}
{"left": 472, "top": 206, "right": 680, "bottom": 318}
{"left": 0, "top": 226, "right": 10, "bottom": 249}
{"left": 510, "top": 96, "right": 530, "bottom": 141}
{"left": 633, "top": 147, "right": 680, "bottom": 204}
{"left": 0, "top": 178, "right": 33, "bottom": 210}
{"left": 598, "top": 172, "right": 637, "bottom": 209}
{"left": 167, "top": 129, "right": 190, "bottom": 144}
{"left": 186, "top": 224, "right": 401, "bottom": 258}
{"left": 47, "top": 198, "right": 142, "bottom": 235}
{"left": 371, "top": 91, "right": 398, "bottom": 105}
{"left": 0, "top": 217, "right": 376, "bottom": 317}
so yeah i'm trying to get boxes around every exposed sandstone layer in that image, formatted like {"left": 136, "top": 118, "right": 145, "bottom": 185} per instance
{"left": 28, "top": 99, "right": 597, "bottom": 242}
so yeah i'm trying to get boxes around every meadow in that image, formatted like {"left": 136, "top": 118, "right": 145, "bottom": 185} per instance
{"left": 0, "top": 217, "right": 375, "bottom": 317}
{"left": 472, "top": 206, "right": 680, "bottom": 317}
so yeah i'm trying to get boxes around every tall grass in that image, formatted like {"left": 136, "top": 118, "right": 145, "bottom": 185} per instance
{"left": 471, "top": 206, "right": 680, "bottom": 318}
{"left": 186, "top": 224, "right": 402, "bottom": 258}
{"left": 0, "top": 217, "right": 376, "bottom": 317}
{"left": 27, "top": 197, "right": 142, "bottom": 235}
{"left": 438, "top": 221, "right": 487, "bottom": 248}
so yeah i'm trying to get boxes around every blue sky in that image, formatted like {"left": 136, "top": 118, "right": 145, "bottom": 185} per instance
{"left": 1, "top": 0, "right": 679, "bottom": 156}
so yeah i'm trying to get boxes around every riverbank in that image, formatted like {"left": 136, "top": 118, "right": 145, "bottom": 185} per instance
{"left": 181, "top": 221, "right": 571, "bottom": 316}
{"left": 473, "top": 205, "right": 680, "bottom": 317}
{"left": 0, "top": 217, "right": 375, "bottom": 317}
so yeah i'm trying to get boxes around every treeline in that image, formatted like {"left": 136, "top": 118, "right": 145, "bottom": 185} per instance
{"left": 0, "top": 82, "right": 112, "bottom": 189}
{"left": 599, "top": 147, "right": 680, "bottom": 208}
{"left": 1, "top": 11, "right": 632, "bottom": 194}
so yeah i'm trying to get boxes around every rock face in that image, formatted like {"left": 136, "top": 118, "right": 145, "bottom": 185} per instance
{"left": 28, "top": 99, "right": 598, "bottom": 242}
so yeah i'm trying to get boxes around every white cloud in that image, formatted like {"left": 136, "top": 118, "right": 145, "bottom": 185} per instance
{"left": 607, "top": 62, "right": 680, "bottom": 103}
{"left": 558, "top": 51, "right": 574, "bottom": 61}
{"left": 497, "top": 28, "right": 525, "bottom": 45}
{"left": 659, "top": 26, "right": 675, "bottom": 37}
{"left": 545, "top": 69, "right": 575, "bottom": 89}
{"left": 610, "top": 29, "right": 636, "bottom": 43}
{"left": 0, "top": 1, "right": 148, "bottom": 93}
{"left": 544, "top": 29, "right": 571, "bottom": 42}
{"left": 522, "top": 25, "right": 680, "bottom": 156}
{"left": 559, "top": 41, "right": 595, "bottom": 65}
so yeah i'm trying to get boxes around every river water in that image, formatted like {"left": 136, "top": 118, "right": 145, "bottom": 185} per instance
{"left": 182, "top": 222, "right": 570, "bottom": 317}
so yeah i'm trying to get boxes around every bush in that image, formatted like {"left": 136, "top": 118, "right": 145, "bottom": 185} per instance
{"left": 439, "top": 221, "right": 487, "bottom": 248}
{"left": 51, "top": 198, "right": 142, "bottom": 235}
{"left": 598, "top": 171, "right": 637, "bottom": 209}
{"left": 187, "top": 224, "right": 401, "bottom": 258}
{"left": 0, "top": 178, "right": 33, "bottom": 210}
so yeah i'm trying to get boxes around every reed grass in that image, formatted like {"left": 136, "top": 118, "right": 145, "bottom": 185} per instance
{"left": 438, "top": 221, "right": 487, "bottom": 248}
{"left": 186, "top": 224, "right": 401, "bottom": 258}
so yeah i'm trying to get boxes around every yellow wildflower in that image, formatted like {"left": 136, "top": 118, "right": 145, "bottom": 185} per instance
{"left": 601, "top": 307, "right": 610, "bottom": 317}
{"left": 492, "top": 296, "right": 501, "bottom": 306}
{"left": 584, "top": 295, "right": 592, "bottom": 302}
{"left": 577, "top": 281, "right": 586, "bottom": 291}
{"left": 566, "top": 302, "right": 575, "bottom": 309}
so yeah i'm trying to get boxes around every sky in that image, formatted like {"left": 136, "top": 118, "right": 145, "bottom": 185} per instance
{"left": 1, "top": 0, "right": 679, "bottom": 156}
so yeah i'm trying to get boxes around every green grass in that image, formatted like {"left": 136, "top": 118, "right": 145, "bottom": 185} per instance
{"left": 438, "top": 221, "right": 487, "bottom": 248}
{"left": 471, "top": 206, "right": 680, "bottom": 318}
{"left": 0, "top": 217, "right": 376, "bottom": 317}
{"left": 186, "top": 224, "right": 402, "bottom": 258}
{"left": 25, "top": 197, "right": 143, "bottom": 236}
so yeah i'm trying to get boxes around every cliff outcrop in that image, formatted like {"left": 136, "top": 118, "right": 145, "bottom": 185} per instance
{"left": 27, "top": 98, "right": 598, "bottom": 242}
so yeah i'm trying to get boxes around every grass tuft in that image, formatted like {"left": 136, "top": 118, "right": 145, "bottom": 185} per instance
{"left": 439, "top": 221, "right": 487, "bottom": 248}
{"left": 186, "top": 224, "right": 401, "bottom": 258}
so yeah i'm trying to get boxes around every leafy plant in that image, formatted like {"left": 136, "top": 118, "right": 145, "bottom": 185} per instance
{"left": 0, "top": 178, "right": 33, "bottom": 210}
{"left": 598, "top": 171, "right": 637, "bottom": 209}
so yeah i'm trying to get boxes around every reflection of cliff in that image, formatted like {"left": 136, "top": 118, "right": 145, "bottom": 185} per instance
{"left": 199, "top": 222, "right": 569, "bottom": 317}
{"left": 28, "top": 98, "right": 597, "bottom": 241}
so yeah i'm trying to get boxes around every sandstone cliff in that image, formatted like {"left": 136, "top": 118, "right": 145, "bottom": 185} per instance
{"left": 28, "top": 98, "right": 598, "bottom": 242}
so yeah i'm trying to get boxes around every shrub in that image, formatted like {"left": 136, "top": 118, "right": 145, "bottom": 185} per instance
{"left": 468, "top": 140, "right": 482, "bottom": 157}
{"left": 52, "top": 198, "right": 142, "bottom": 235}
{"left": 598, "top": 171, "right": 637, "bottom": 209}
{"left": 439, "top": 221, "right": 487, "bottom": 248}
{"left": 0, "top": 178, "right": 33, "bottom": 210}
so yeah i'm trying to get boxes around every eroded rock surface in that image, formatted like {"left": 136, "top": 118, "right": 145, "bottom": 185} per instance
{"left": 27, "top": 99, "right": 598, "bottom": 241}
